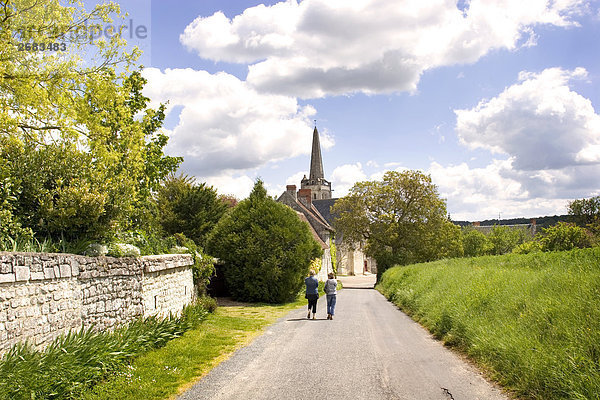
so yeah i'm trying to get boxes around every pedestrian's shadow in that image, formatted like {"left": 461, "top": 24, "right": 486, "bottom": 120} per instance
{"left": 287, "top": 318, "right": 328, "bottom": 322}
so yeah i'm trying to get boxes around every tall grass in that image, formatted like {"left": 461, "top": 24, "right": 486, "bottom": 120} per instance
{"left": 377, "top": 247, "right": 600, "bottom": 400}
{"left": 0, "top": 298, "right": 216, "bottom": 400}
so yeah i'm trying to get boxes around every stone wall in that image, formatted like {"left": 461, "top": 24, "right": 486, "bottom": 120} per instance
{"left": 0, "top": 252, "right": 194, "bottom": 352}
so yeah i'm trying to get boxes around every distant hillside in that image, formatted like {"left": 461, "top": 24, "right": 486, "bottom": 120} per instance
{"left": 453, "top": 215, "right": 576, "bottom": 229}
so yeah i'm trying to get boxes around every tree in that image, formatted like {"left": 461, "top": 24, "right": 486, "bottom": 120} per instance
{"left": 461, "top": 228, "right": 491, "bottom": 257}
{"left": 332, "top": 170, "right": 459, "bottom": 279}
{"left": 1, "top": 1, "right": 181, "bottom": 241}
{"left": 206, "top": 180, "right": 322, "bottom": 303}
{"left": 568, "top": 196, "right": 600, "bottom": 226}
{"left": 568, "top": 196, "right": 600, "bottom": 240}
{"left": 487, "top": 226, "right": 529, "bottom": 255}
{"left": 1, "top": 0, "right": 139, "bottom": 137}
{"left": 157, "top": 174, "right": 227, "bottom": 246}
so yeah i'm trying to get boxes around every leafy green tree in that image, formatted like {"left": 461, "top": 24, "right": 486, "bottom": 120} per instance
{"left": 157, "top": 174, "right": 228, "bottom": 246}
{"left": 568, "top": 196, "right": 600, "bottom": 242}
{"left": 206, "top": 180, "right": 322, "bottom": 303}
{"left": 1, "top": 1, "right": 180, "bottom": 242}
{"left": 1, "top": 0, "right": 139, "bottom": 137}
{"left": 332, "top": 170, "right": 458, "bottom": 279}
{"left": 461, "top": 228, "right": 491, "bottom": 257}
{"left": 568, "top": 196, "right": 600, "bottom": 226}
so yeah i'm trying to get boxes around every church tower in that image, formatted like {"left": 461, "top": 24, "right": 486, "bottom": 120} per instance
{"left": 301, "top": 127, "right": 332, "bottom": 200}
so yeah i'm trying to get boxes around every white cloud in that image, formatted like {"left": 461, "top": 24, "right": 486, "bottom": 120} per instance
{"left": 429, "top": 160, "right": 584, "bottom": 220}
{"left": 142, "top": 67, "right": 334, "bottom": 178}
{"left": 203, "top": 173, "right": 256, "bottom": 200}
{"left": 286, "top": 171, "right": 308, "bottom": 185}
{"left": 455, "top": 67, "right": 600, "bottom": 170}
{"left": 445, "top": 67, "right": 600, "bottom": 219}
{"left": 330, "top": 162, "right": 367, "bottom": 196}
{"left": 180, "top": 0, "right": 584, "bottom": 98}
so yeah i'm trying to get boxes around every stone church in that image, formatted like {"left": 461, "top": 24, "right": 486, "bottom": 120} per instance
{"left": 278, "top": 127, "right": 376, "bottom": 279}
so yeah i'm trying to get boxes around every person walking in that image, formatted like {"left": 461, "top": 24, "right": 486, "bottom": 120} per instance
{"left": 324, "top": 273, "right": 337, "bottom": 320}
{"left": 305, "top": 270, "right": 319, "bottom": 319}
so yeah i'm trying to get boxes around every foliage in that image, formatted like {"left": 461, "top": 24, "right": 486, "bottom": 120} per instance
{"left": 487, "top": 225, "right": 529, "bottom": 255}
{"left": 329, "top": 237, "right": 337, "bottom": 276}
{"left": 309, "top": 257, "right": 322, "bottom": 274}
{"left": 0, "top": 299, "right": 215, "bottom": 400}
{"left": 0, "top": 175, "right": 34, "bottom": 247}
{"left": 107, "top": 243, "right": 141, "bottom": 257}
{"left": 206, "top": 180, "right": 322, "bottom": 303}
{"left": 568, "top": 196, "right": 600, "bottom": 244}
{"left": 538, "top": 222, "right": 593, "bottom": 252}
{"left": 1, "top": 1, "right": 181, "bottom": 243}
{"left": 156, "top": 175, "right": 227, "bottom": 247}
{"left": 512, "top": 239, "right": 542, "bottom": 254}
{"left": 332, "top": 170, "right": 458, "bottom": 279}
{"left": 461, "top": 228, "right": 491, "bottom": 257}
{"left": 377, "top": 248, "right": 600, "bottom": 400}
{"left": 568, "top": 195, "right": 600, "bottom": 226}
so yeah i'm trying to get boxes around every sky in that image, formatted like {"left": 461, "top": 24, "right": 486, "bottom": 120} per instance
{"left": 108, "top": 0, "right": 600, "bottom": 221}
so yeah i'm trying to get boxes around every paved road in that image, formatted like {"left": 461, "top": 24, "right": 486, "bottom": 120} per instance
{"left": 178, "top": 276, "right": 509, "bottom": 400}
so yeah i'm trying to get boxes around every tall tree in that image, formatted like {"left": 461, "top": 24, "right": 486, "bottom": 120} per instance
{"left": 332, "top": 170, "right": 462, "bottom": 278}
{"left": 157, "top": 174, "right": 228, "bottom": 247}
{"left": 1, "top": 1, "right": 180, "bottom": 241}
{"left": 568, "top": 196, "right": 600, "bottom": 226}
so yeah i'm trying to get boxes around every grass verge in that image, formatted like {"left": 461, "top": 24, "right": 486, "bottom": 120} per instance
{"left": 377, "top": 247, "right": 600, "bottom": 400}
{"left": 80, "top": 299, "right": 306, "bottom": 400}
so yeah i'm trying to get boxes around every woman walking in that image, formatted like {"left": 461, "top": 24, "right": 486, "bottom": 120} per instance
{"left": 305, "top": 270, "right": 319, "bottom": 319}
{"left": 324, "top": 273, "right": 337, "bottom": 320}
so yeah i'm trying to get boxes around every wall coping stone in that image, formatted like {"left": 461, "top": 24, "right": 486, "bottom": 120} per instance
{"left": 0, "top": 252, "right": 194, "bottom": 284}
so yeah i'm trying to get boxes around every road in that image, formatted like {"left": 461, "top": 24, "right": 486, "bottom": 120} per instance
{"left": 178, "top": 275, "right": 509, "bottom": 400}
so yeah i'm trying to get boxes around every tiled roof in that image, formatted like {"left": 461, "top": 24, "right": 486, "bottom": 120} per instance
{"left": 296, "top": 212, "right": 329, "bottom": 249}
{"left": 313, "top": 198, "right": 338, "bottom": 225}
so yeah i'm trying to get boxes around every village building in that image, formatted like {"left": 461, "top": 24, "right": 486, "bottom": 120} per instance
{"left": 278, "top": 127, "right": 376, "bottom": 278}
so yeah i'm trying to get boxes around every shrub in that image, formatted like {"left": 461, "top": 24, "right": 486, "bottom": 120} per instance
{"left": 539, "top": 222, "right": 593, "bottom": 252}
{"left": 206, "top": 180, "right": 322, "bottom": 303}
{"left": 156, "top": 174, "right": 227, "bottom": 247}
{"left": 512, "top": 239, "right": 542, "bottom": 254}
{"left": 461, "top": 228, "right": 491, "bottom": 257}
{"left": 107, "top": 243, "right": 141, "bottom": 257}
{"left": 487, "top": 225, "right": 528, "bottom": 255}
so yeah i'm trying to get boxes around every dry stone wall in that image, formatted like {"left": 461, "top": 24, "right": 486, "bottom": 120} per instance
{"left": 0, "top": 252, "right": 194, "bottom": 352}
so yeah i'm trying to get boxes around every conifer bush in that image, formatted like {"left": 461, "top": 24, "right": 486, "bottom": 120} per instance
{"left": 206, "top": 180, "right": 322, "bottom": 303}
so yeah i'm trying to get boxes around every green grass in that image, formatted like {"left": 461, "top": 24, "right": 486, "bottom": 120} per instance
{"left": 0, "top": 299, "right": 214, "bottom": 400}
{"left": 80, "top": 299, "right": 306, "bottom": 400}
{"left": 377, "top": 247, "right": 600, "bottom": 400}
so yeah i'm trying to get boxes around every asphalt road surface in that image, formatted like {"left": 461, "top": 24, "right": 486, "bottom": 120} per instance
{"left": 178, "top": 275, "right": 509, "bottom": 400}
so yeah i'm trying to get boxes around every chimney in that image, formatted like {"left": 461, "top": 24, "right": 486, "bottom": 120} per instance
{"left": 473, "top": 221, "right": 480, "bottom": 226}
{"left": 286, "top": 185, "right": 297, "bottom": 200}
{"left": 298, "top": 188, "right": 312, "bottom": 208}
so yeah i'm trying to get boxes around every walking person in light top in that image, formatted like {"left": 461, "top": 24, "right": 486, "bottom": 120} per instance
{"left": 304, "top": 270, "right": 319, "bottom": 319}
{"left": 324, "top": 273, "right": 337, "bottom": 320}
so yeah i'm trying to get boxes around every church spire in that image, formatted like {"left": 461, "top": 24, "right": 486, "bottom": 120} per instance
{"left": 309, "top": 126, "right": 324, "bottom": 181}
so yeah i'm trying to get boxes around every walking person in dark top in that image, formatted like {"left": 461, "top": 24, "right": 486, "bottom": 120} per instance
{"left": 305, "top": 270, "right": 319, "bottom": 319}
{"left": 324, "top": 273, "right": 337, "bottom": 320}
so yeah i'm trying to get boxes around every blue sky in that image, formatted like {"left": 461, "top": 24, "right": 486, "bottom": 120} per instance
{"left": 111, "top": 0, "right": 599, "bottom": 221}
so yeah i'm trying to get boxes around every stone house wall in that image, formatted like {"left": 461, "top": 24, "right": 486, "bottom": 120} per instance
{"left": 0, "top": 252, "right": 194, "bottom": 353}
